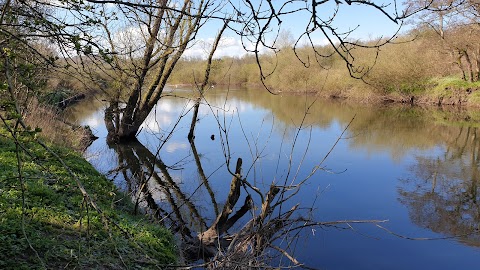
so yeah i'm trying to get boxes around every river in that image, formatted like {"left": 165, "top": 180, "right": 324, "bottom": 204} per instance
{"left": 67, "top": 87, "right": 480, "bottom": 269}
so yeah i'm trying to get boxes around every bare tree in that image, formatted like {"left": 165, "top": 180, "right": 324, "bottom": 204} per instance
{"left": 408, "top": 0, "right": 480, "bottom": 81}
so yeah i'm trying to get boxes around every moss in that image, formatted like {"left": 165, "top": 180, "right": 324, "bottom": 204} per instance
{"left": 0, "top": 126, "right": 177, "bottom": 269}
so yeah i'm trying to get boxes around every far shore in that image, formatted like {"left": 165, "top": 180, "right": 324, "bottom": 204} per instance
{"left": 166, "top": 79, "right": 480, "bottom": 108}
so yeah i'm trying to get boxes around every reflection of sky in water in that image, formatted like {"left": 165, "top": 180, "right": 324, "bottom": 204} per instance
{"left": 165, "top": 141, "right": 189, "bottom": 153}
{"left": 71, "top": 89, "right": 480, "bottom": 270}
{"left": 83, "top": 116, "right": 101, "bottom": 129}
{"left": 139, "top": 97, "right": 251, "bottom": 134}
{"left": 140, "top": 102, "right": 180, "bottom": 133}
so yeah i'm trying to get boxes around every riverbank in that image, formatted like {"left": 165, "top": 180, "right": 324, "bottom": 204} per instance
{"left": 171, "top": 76, "right": 480, "bottom": 107}
{"left": 0, "top": 124, "right": 177, "bottom": 269}
{"left": 307, "top": 77, "right": 480, "bottom": 107}
{"left": 167, "top": 32, "right": 480, "bottom": 108}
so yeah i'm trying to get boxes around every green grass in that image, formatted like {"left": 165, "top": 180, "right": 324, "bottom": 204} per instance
{"left": 436, "top": 76, "right": 480, "bottom": 88}
{"left": 0, "top": 127, "right": 177, "bottom": 269}
{"left": 430, "top": 77, "right": 480, "bottom": 95}
{"left": 422, "top": 76, "right": 480, "bottom": 106}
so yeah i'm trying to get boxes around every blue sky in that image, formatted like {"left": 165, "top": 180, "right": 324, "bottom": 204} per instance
{"left": 56, "top": 0, "right": 413, "bottom": 59}
{"left": 184, "top": 0, "right": 412, "bottom": 58}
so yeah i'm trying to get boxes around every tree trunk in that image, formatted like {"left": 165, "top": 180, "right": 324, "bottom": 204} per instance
{"left": 455, "top": 50, "right": 467, "bottom": 81}
{"left": 187, "top": 98, "right": 201, "bottom": 141}
{"left": 463, "top": 49, "right": 475, "bottom": 82}
{"left": 107, "top": 0, "right": 205, "bottom": 143}
{"left": 474, "top": 47, "right": 480, "bottom": 82}
{"left": 200, "top": 158, "right": 243, "bottom": 245}
{"left": 188, "top": 20, "right": 228, "bottom": 141}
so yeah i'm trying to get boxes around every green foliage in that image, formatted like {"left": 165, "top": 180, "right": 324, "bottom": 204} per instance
{"left": 0, "top": 127, "right": 177, "bottom": 269}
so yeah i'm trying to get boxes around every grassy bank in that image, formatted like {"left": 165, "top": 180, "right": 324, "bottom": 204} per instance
{"left": 0, "top": 125, "right": 177, "bottom": 269}
{"left": 312, "top": 76, "right": 480, "bottom": 107}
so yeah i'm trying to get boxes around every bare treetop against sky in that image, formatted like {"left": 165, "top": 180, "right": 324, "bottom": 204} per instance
{"left": 186, "top": 0, "right": 410, "bottom": 58}
{"left": 59, "top": 0, "right": 424, "bottom": 59}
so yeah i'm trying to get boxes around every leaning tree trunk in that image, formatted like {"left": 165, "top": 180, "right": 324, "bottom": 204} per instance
{"left": 106, "top": 0, "right": 206, "bottom": 143}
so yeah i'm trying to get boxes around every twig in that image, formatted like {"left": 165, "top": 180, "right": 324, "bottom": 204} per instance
{"left": 376, "top": 224, "right": 480, "bottom": 241}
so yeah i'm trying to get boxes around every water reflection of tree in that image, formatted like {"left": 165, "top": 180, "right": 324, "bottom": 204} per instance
{"left": 107, "top": 139, "right": 212, "bottom": 236}
{"left": 105, "top": 102, "right": 261, "bottom": 264}
{"left": 102, "top": 102, "right": 387, "bottom": 268}
{"left": 104, "top": 103, "right": 215, "bottom": 235}
{"left": 399, "top": 127, "right": 480, "bottom": 247}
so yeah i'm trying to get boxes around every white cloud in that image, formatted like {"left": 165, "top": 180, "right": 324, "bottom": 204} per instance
{"left": 183, "top": 36, "right": 270, "bottom": 59}
{"left": 310, "top": 37, "right": 330, "bottom": 46}
{"left": 105, "top": 3, "right": 116, "bottom": 9}
{"left": 296, "top": 35, "right": 330, "bottom": 47}
{"left": 111, "top": 25, "right": 149, "bottom": 56}
{"left": 220, "top": 36, "right": 238, "bottom": 47}
{"left": 165, "top": 141, "right": 189, "bottom": 153}
{"left": 158, "top": 101, "right": 173, "bottom": 113}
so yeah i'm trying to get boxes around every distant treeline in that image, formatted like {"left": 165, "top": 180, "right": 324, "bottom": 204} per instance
{"left": 168, "top": 25, "right": 480, "bottom": 105}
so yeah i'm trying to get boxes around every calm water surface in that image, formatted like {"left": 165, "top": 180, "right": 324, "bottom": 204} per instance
{"left": 68, "top": 88, "right": 480, "bottom": 269}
